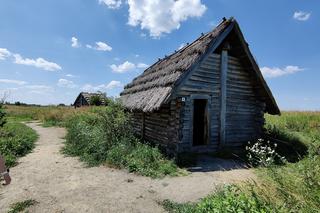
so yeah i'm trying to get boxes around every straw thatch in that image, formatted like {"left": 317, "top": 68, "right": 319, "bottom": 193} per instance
{"left": 74, "top": 92, "right": 107, "bottom": 106}
{"left": 120, "top": 17, "right": 280, "bottom": 114}
{"left": 120, "top": 19, "right": 232, "bottom": 112}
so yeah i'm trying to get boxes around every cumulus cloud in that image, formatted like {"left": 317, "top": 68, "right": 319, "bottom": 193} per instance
{"left": 293, "top": 11, "right": 311, "bottom": 21}
{"left": 57, "top": 79, "right": 77, "bottom": 88}
{"left": 110, "top": 61, "right": 149, "bottom": 73}
{"left": 0, "top": 48, "right": 11, "bottom": 60}
{"left": 260, "top": 65, "right": 304, "bottom": 78}
{"left": 95, "top": 42, "right": 112, "bottom": 51}
{"left": 71, "top": 36, "right": 81, "bottom": 48}
{"left": 13, "top": 54, "right": 62, "bottom": 71}
{"left": 137, "top": 63, "right": 149, "bottom": 69}
{"left": 0, "top": 79, "right": 27, "bottom": 85}
{"left": 105, "top": 80, "right": 123, "bottom": 89}
{"left": 0, "top": 47, "right": 61, "bottom": 71}
{"left": 99, "top": 0, "right": 122, "bottom": 9}
{"left": 86, "top": 41, "right": 112, "bottom": 51}
{"left": 82, "top": 80, "right": 123, "bottom": 92}
{"left": 110, "top": 61, "right": 136, "bottom": 73}
{"left": 127, "top": 0, "right": 207, "bottom": 37}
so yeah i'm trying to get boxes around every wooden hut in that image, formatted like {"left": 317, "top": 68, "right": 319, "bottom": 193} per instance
{"left": 120, "top": 17, "right": 280, "bottom": 155}
{"left": 74, "top": 92, "right": 107, "bottom": 107}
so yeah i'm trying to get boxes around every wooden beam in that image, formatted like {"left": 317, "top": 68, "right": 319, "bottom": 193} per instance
{"left": 220, "top": 48, "right": 228, "bottom": 147}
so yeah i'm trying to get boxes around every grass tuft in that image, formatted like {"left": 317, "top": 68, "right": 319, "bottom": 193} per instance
{"left": 8, "top": 199, "right": 38, "bottom": 213}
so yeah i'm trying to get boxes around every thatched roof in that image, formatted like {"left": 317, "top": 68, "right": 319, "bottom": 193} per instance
{"left": 74, "top": 92, "right": 107, "bottom": 105}
{"left": 120, "top": 17, "right": 280, "bottom": 115}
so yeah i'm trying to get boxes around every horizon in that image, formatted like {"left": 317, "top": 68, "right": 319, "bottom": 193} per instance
{"left": 0, "top": 0, "right": 319, "bottom": 110}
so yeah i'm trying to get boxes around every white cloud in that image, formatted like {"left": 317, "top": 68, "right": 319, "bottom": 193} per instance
{"left": 66, "top": 74, "right": 75, "bottom": 78}
{"left": 137, "top": 63, "right": 149, "bottom": 69}
{"left": 99, "top": 0, "right": 122, "bottom": 9}
{"left": 106, "top": 80, "right": 123, "bottom": 89}
{"left": 95, "top": 42, "right": 112, "bottom": 51}
{"left": 86, "top": 42, "right": 112, "bottom": 51}
{"left": 178, "top": 43, "right": 186, "bottom": 50}
{"left": 13, "top": 54, "right": 62, "bottom": 71}
{"left": 0, "top": 48, "right": 11, "bottom": 60}
{"left": 25, "top": 85, "right": 53, "bottom": 90}
{"left": 127, "top": 0, "right": 207, "bottom": 37}
{"left": 110, "top": 61, "right": 149, "bottom": 73}
{"left": 260, "top": 65, "right": 304, "bottom": 78}
{"left": 71, "top": 36, "right": 81, "bottom": 48}
{"left": 0, "top": 79, "right": 27, "bottom": 85}
{"left": 293, "top": 11, "right": 311, "bottom": 21}
{"left": 82, "top": 80, "right": 123, "bottom": 92}
{"left": 57, "top": 78, "right": 77, "bottom": 88}
{"left": 82, "top": 84, "right": 106, "bottom": 92}
{"left": 110, "top": 61, "right": 136, "bottom": 73}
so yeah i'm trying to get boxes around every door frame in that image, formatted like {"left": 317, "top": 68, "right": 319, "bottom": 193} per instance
{"left": 190, "top": 94, "right": 211, "bottom": 147}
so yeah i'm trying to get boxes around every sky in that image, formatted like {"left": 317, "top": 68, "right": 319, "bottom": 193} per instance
{"left": 0, "top": 0, "right": 319, "bottom": 110}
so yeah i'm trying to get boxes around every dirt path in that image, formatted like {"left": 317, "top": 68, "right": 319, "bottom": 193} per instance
{"left": 0, "top": 122, "right": 255, "bottom": 213}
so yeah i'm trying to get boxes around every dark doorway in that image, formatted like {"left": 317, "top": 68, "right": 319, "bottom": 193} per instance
{"left": 193, "top": 99, "right": 208, "bottom": 146}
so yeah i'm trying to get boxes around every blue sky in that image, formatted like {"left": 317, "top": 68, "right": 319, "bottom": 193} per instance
{"left": 0, "top": 0, "right": 319, "bottom": 110}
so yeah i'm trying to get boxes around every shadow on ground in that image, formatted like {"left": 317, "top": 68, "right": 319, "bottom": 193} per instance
{"left": 180, "top": 154, "right": 248, "bottom": 172}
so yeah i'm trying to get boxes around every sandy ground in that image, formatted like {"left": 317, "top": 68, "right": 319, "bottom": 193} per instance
{"left": 0, "top": 122, "right": 255, "bottom": 213}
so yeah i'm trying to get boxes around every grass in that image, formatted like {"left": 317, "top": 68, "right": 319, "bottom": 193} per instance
{"left": 4, "top": 104, "right": 90, "bottom": 127}
{"left": 162, "top": 111, "right": 320, "bottom": 212}
{"left": 0, "top": 122, "right": 38, "bottom": 167}
{"left": 62, "top": 101, "right": 181, "bottom": 178}
{"left": 161, "top": 185, "right": 276, "bottom": 213}
{"left": 8, "top": 199, "right": 38, "bottom": 213}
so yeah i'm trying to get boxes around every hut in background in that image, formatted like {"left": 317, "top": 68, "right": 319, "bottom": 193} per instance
{"left": 74, "top": 92, "right": 107, "bottom": 108}
{"left": 120, "top": 17, "right": 280, "bottom": 156}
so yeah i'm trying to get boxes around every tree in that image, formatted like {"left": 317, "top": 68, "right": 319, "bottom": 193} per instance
{"left": 90, "top": 95, "right": 103, "bottom": 106}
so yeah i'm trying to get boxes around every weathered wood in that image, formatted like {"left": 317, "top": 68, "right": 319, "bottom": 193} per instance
{"left": 220, "top": 49, "right": 228, "bottom": 147}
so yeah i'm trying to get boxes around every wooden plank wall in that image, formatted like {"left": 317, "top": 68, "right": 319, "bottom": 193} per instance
{"left": 176, "top": 53, "right": 221, "bottom": 152}
{"left": 225, "top": 55, "right": 265, "bottom": 146}
{"left": 130, "top": 104, "right": 179, "bottom": 155}
{"left": 130, "top": 52, "right": 265, "bottom": 154}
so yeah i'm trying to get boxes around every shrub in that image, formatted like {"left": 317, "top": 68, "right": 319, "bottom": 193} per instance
{"left": 246, "top": 139, "right": 286, "bottom": 167}
{"left": 90, "top": 95, "right": 103, "bottom": 106}
{"left": 0, "top": 103, "right": 6, "bottom": 127}
{"left": 0, "top": 122, "right": 38, "bottom": 167}
{"left": 107, "top": 140, "right": 178, "bottom": 178}
{"left": 63, "top": 100, "right": 179, "bottom": 177}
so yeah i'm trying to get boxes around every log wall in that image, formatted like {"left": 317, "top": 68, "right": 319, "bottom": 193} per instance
{"left": 225, "top": 56, "right": 265, "bottom": 146}
{"left": 130, "top": 52, "right": 266, "bottom": 154}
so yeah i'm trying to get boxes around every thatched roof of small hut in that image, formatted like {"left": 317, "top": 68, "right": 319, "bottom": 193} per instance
{"left": 74, "top": 92, "right": 107, "bottom": 105}
{"left": 120, "top": 17, "right": 280, "bottom": 114}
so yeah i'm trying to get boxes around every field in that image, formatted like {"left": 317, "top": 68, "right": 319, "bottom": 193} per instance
{"left": 4, "top": 104, "right": 90, "bottom": 126}
{"left": 3, "top": 104, "right": 320, "bottom": 212}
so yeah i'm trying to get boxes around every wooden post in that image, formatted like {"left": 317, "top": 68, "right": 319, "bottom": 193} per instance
{"left": 220, "top": 44, "right": 229, "bottom": 147}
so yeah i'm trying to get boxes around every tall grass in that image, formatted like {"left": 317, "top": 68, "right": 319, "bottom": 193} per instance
{"left": 0, "top": 122, "right": 38, "bottom": 167}
{"left": 4, "top": 105, "right": 91, "bottom": 126}
{"left": 164, "top": 112, "right": 320, "bottom": 212}
{"left": 63, "top": 101, "right": 180, "bottom": 178}
{"left": 259, "top": 111, "right": 320, "bottom": 212}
